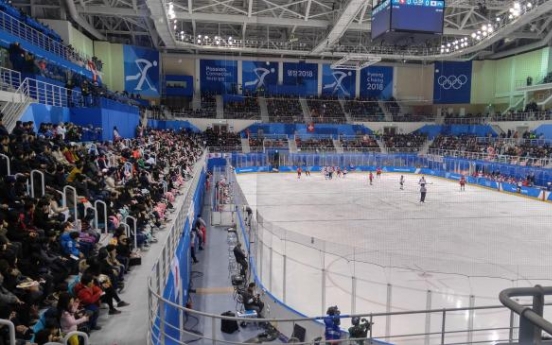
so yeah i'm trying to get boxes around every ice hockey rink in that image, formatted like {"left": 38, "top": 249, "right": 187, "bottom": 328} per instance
{"left": 236, "top": 171, "right": 552, "bottom": 344}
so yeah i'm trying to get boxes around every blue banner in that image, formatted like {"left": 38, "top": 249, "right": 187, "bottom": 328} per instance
{"left": 200, "top": 59, "right": 237, "bottom": 93}
{"left": 282, "top": 62, "right": 318, "bottom": 96}
{"left": 433, "top": 61, "right": 472, "bottom": 104}
{"left": 242, "top": 61, "right": 278, "bottom": 92}
{"left": 321, "top": 65, "right": 356, "bottom": 98}
{"left": 123, "top": 45, "right": 160, "bottom": 97}
{"left": 359, "top": 66, "right": 393, "bottom": 98}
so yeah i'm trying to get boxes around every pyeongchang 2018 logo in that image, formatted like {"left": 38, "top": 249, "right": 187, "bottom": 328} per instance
{"left": 244, "top": 64, "right": 275, "bottom": 89}
{"left": 125, "top": 58, "right": 158, "bottom": 92}
{"left": 323, "top": 71, "right": 353, "bottom": 97}
{"left": 437, "top": 74, "right": 468, "bottom": 90}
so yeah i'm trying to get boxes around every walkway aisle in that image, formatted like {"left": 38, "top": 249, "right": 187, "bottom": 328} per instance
{"left": 185, "top": 206, "right": 263, "bottom": 343}
{"left": 90, "top": 189, "right": 189, "bottom": 345}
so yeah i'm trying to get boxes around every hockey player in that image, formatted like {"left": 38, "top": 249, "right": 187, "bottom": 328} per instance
{"left": 297, "top": 167, "right": 302, "bottom": 179}
{"left": 420, "top": 183, "right": 427, "bottom": 204}
{"left": 369, "top": 172, "right": 374, "bottom": 185}
{"left": 376, "top": 167, "right": 382, "bottom": 178}
{"left": 459, "top": 175, "right": 466, "bottom": 191}
{"left": 419, "top": 176, "right": 426, "bottom": 185}
{"left": 400, "top": 175, "right": 405, "bottom": 190}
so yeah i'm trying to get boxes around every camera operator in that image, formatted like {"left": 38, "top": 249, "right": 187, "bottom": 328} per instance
{"left": 348, "top": 317, "right": 372, "bottom": 345}
{"left": 323, "top": 306, "right": 341, "bottom": 343}
{"left": 240, "top": 282, "right": 264, "bottom": 318}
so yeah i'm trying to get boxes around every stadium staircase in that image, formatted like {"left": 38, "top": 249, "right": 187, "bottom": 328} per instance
{"left": 299, "top": 97, "right": 313, "bottom": 123}
{"left": 503, "top": 96, "right": 525, "bottom": 114}
{"left": 332, "top": 139, "right": 344, "bottom": 153}
{"left": 258, "top": 96, "right": 270, "bottom": 122}
{"left": 338, "top": 98, "right": 353, "bottom": 123}
{"left": 241, "top": 138, "right": 250, "bottom": 153}
{"left": 288, "top": 137, "right": 298, "bottom": 153}
{"left": 1, "top": 79, "right": 34, "bottom": 132}
{"left": 216, "top": 95, "right": 224, "bottom": 119}
{"left": 490, "top": 124, "right": 505, "bottom": 136}
{"left": 418, "top": 139, "right": 434, "bottom": 155}
{"left": 376, "top": 138, "right": 387, "bottom": 153}
{"left": 378, "top": 100, "right": 393, "bottom": 121}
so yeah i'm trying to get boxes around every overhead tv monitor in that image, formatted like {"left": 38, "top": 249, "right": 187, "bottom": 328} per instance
{"left": 390, "top": 0, "right": 445, "bottom": 34}
{"left": 371, "top": 0, "right": 392, "bottom": 40}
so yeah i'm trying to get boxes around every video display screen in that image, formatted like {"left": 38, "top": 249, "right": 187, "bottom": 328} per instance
{"left": 371, "top": 0, "right": 392, "bottom": 40}
{"left": 390, "top": 0, "right": 445, "bottom": 34}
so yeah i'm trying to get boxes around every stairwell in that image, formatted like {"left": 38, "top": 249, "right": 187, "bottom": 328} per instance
{"left": 490, "top": 124, "right": 505, "bottom": 136}
{"left": 333, "top": 139, "right": 344, "bottom": 153}
{"left": 378, "top": 100, "right": 393, "bottom": 121}
{"left": 299, "top": 98, "right": 312, "bottom": 122}
{"left": 258, "top": 97, "right": 270, "bottom": 122}
{"left": 241, "top": 138, "right": 251, "bottom": 153}
{"left": 338, "top": 99, "right": 353, "bottom": 123}
{"left": 216, "top": 95, "right": 224, "bottom": 119}
{"left": 1, "top": 80, "right": 33, "bottom": 132}
{"left": 376, "top": 139, "right": 387, "bottom": 154}
{"left": 418, "top": 139, "right": 434, "bottom": 155}
{"left": 288, "top": 137, "right": 298, "bottom": 153}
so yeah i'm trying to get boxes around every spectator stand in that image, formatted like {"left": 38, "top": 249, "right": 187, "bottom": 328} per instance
{"left": 340, "top": 134, "right": 380, "bottom": 153}
{"left": 382, "top": 133, "right": 428, "bottom": 153}
{"left": 266, "top": 97, "right": 303, "bottom": 123}
{"left": 345, "top": 97, "right": 386, "bottom": 122}
{"left": 224, "top": 96, "right": 260, "bottom": 120}
{"left": 295, "top": 134, "right": 336, "bottom": 153}
{"left": 0, "top": 6, "right": 102, "bottom": 74}
{"left": 248, "top": 134, "right": 288, "bottom": 153}
{"left": 427, "top": 148, "right": 552, "bottom": 168}
{"left": 307, "top": 96, "right": 347, "bottom": 124}
{"left": 490, "top": 111, "right": 552, "bottom": 121}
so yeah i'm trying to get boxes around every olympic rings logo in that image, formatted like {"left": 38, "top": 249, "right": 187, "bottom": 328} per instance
{"left": 437, "top": 74, "right": 468, "bottom": 90}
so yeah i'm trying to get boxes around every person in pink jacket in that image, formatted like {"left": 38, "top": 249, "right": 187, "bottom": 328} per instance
{"left": 57, "top": 292, "right": 88, "bottom": 345}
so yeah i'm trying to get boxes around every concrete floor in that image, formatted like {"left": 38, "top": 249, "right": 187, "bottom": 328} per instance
{"left": 236, "top": 171, "right": 552, "bottom": 345}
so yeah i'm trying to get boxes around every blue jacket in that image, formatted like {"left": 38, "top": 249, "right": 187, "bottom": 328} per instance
{"left": 60, "top": 232, "right": 80, "bottom": 257}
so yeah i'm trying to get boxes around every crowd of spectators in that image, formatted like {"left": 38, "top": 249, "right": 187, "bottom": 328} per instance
{"left": 340, "top": 135, "right": 380, "bottom": 153}
{"left": 248, "top": 137, "right": 263, "bottom": 152}
{"left": 383, "top": 133, "right": 427, "bottom": 153}
{"left": 267, "top": 97, "right": 303, "bottom": 123}
{"left": 345, "top": 97, "right": 385, "bottom": 121}
{"left": 307, "top": 96, "right": 346, "bottom": 123}
{"left": 295, "top": 137, "right": 335, "bottom": 152}
{"left": 224, "top": 97, "right": 260, "bottom": 120}
{"left": 0, "top": 0, "right": 102, "bottom": 72}
{"left": 430, "top": 132, "right": 552, "bottom": 161}
{"left": 490, "top": 110, "right": 552, "bottom": 121}
{"left": 0, "top": 117, "right": 203, "bottom": 345}
{"left": 202, "top": 128, "right": 241, "bottom": 151}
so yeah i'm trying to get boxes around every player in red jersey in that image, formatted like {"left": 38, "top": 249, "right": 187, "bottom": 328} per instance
{"left": 376, "top": 167, "right": 382, "bottom": 178}
{"left": 297, "top": 167, "right": 302, "bottom": 179}
{"left": 459, "top": 175, "right": 466, "bottom": 191}
{"left": 369, "top": 172, "right": 374, "bottom": 185}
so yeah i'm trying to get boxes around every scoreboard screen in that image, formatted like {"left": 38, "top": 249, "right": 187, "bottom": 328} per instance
{"left": 371, "top": 0, "right": 392, "bottom": 40}
{"left": 390, "top": 0, "right": 445, "bottom": 34}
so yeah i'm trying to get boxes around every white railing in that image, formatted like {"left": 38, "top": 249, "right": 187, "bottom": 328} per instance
{"left": 0, "top": 10, "right": 94, "bottom": 67}
{"left": 427, "top": 148, "right": 552, "bottom": 167}
{"left": 0, "top": 66, "right": 21, "bottom": 91}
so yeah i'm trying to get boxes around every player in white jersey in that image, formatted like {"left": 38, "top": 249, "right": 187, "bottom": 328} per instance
{"left": 400, "top": 175, "right": 405, "bottom": 190}
{"left": 418, "top": 176, "right": 426, "bottom": 185}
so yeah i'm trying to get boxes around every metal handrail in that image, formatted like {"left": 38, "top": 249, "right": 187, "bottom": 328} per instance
{"left": 30, "top": 169, "right": 45, "bottom": 198}
{"left": 93, "top": 200, "right": 108, "bottom": 235}
{"left": 0, "top": 153, "right": 10, "bottom": 175}
{"left": 500, "top": 285, "right": 552, "bottom": 343}
{"left": 62, "top": 185, "right": 78, "bottom": 230}
{"left": 0, "top": 66, "right": 21, "bottom": 90}
{"left": 0, "top": 319, "right": 16, "bottom": 345}
{"left": 124, "top": 215, "right": 138, "bottom": 250}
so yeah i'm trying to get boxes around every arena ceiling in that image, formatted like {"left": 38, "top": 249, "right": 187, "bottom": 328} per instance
{"left": 11, "top": 0, "right": 552, "bottom": 63}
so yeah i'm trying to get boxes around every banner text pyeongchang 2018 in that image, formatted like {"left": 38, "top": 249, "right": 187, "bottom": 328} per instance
{"left": 359, "top": 66, "right": 393, "bottom": 99}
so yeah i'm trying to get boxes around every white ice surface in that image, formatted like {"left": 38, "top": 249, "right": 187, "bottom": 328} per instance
{"left": 236, "top": 171, "right": 552, "bottom": 344}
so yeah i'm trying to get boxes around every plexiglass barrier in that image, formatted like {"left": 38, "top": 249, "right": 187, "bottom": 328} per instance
{"left": 145, "top": 152, "right": 551, "bottom": 345}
